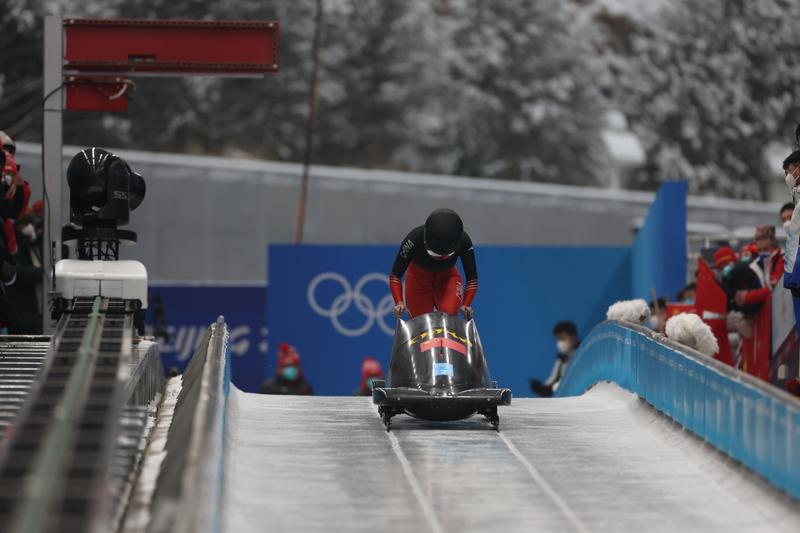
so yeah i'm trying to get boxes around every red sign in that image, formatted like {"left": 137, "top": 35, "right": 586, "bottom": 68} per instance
{"left": 64, "top": 19, "right": 280, "bottom": 76}
{"left": 666, "top": 303, "right": 695, "bottom": 317}
{"left": 420, "top": 337, "right": 467, "bottom": 355}
{"left": 65, "top": 77, "right": 129, "bottom": 112}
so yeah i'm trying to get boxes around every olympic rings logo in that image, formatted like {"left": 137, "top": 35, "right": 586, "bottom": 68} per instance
{"left": 307, "top": 272, "right": 396, "bottom": 337}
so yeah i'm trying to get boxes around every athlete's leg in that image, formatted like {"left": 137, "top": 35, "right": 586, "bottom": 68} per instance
{"left": 405, "top": 263, "right": 435, "bottom": 318}
{"left": 433, "top": 267, "right": 463, "bottom": 316}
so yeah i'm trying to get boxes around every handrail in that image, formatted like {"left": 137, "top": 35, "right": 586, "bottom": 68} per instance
{"left": 147, "top": 316, "right": 230, "bottom": 533}
{"left": 557, "top": 320, "right": 800, "bottom": 499}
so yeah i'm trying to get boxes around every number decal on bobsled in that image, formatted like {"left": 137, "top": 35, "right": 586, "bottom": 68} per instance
{"left": 433, "top": 362, "right": 454, "bottom": 377}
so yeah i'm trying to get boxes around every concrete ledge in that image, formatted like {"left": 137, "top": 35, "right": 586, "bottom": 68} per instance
{"left": 147, "top": 317, "right": 230, "bottom": 533}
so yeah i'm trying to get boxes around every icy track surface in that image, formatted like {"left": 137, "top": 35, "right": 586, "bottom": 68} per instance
{"left": 222, "top": 383, "right": 800, "bottom": 533}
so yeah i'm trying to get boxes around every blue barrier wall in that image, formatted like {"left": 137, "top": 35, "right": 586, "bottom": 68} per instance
{"left": 147, "top": 284, "right": 267, "bottom": 392}
{"left": 267, "top": 244, "right": 630, "bottom": 396}
{"left": 557, "top": 321, "right": 800, "bottom": 499}
{"left": 631, "top": 181, "right": 687, "bottom": 301}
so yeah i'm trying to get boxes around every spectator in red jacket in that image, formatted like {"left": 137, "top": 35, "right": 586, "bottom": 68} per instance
{"left": 259, "top": 342, "right": 314, "bottom": 395}
{"left": 353, "top": 357, "right": 384, "bottom": 396}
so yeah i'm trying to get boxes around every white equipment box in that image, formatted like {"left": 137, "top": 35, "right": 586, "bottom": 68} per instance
{"left": 54, "top": 259, "right": 148, "bottom": 309}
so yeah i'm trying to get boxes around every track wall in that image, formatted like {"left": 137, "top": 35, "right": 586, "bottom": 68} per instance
{"left": 557, "top": 321, "right": 800, "bottom": 499}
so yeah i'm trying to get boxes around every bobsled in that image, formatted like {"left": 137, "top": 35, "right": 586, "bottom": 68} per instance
{"left": 372, "top": 311, "right": 511, "bottom": 431}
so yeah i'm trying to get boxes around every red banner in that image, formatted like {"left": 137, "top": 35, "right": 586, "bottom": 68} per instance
{"left": 695, "top": 258, "right": 733, "bottom": 366}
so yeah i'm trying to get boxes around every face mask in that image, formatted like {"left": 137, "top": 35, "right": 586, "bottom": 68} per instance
{"left": 366, "top": 377, "right": 375, "bottom": 390}
{"left": 740, "top": 253, "right": 752, "bottom": 263}
{"left": 648, "top": 316, "right": 661, "bottom": 330}
{"left": 683, "top": 298, "right": 695, "bottom": 305}
{"left": 2, "top": 174, "right": 11, "bottom": 187}
{"left": 787, "top": 172, "right": 798, "bottom": 191}
{"left": 21, "top": 223, "right": 36, "bottom": 242}
{"left": 281, "top": 365, "right": 299, "bottom": 381}
{"left": 784, "top": 220, "right": 792, "bottom": 231}
{"left": 722, "top": 264, "right": 734, "bottom": 278}
{"left": 556, "top": 339, "right": 572, "bottom": 355}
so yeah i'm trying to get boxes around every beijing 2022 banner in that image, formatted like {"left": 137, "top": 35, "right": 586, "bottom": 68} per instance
{"left": 267, "top": 245, "right": 398, "bottom": 396}
{"left": 266, "top": 244, "right": 630, "bottom": 396}
{"left": 146, "top": 283, "right": 268, "bottom": 392}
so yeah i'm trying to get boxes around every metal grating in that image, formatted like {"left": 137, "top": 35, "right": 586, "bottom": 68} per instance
{"left": 0, "top": 297, "right": 136, "bottom": 533}
{"left": 0, "top": 337, "right": 51, "bottom": 437}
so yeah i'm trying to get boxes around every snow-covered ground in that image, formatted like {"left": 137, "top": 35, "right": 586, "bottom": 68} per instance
{"left": 222, "top": 383, "right": 800, "bottom": 533}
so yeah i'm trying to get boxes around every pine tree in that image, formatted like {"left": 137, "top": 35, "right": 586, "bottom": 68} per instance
{"left": 0, "top": 0, "right": 46, "bottom": 142}
{"left": 618, "top": 0, "right": 800, "bottom": 199}
{"left": 405, "top": 0, "right": 608, "bottom": 184}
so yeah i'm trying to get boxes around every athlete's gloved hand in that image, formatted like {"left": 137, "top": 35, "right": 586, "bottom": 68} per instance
{"left": 459, "top": 306, "right": 474, "bottom": 320}
{"left": 529, "top": 379, "right": 553, "bottom": 397}
{"left": 392, "top": 303, "right": 407, "bottom": 318}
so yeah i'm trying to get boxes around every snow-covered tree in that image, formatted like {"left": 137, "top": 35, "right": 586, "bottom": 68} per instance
{"left": 403, "top": 0, "right": 608, "bottom": 184}
{"left": 616, "top": 0, "right": 800, "bottom": 198}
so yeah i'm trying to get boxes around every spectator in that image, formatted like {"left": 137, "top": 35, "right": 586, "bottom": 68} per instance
{"left": 0, "top": 131, "right": 15, "bottom": 155}
{"left": 780, "top": 202, "right": 794, "bottom": 227}
{"left": 754, "top": 225, "right": 784, "bottom": 288}
{"left": 353, "top": 357, "right": 384, "bottom": 396}
{"left": 714, "top": 245, "right": 771, "bottom": 379}
{"left": 149, "top": 294, "right": 170, "bottom": 342}
{"left": 738, "top": 243, "right": 759, "bottom": 265}
{"left": 713, "top": 246, "right": 767, "bottom": 315}
{"left": 783, "top": 150, "right": 800, "bottom": 336}
{"left": 676, "top": 283, "right": 696, "bottom": 305}
{"left": 0, "top": 144, "right": 30, "bottom": 333}
{"left": 648, "top": 298, "right": 667, "bottom": 333}
{"left": 530, "top": 321, "right": 579, "bottom": 397}
{"left": 259, "top": 342, "right": 314, "bottom": 395}
{"left": 5, "top": 207, "right": 43, "bottom": 333}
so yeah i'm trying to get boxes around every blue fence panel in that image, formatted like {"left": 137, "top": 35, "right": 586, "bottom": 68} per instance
{"left": 146, "top": 284, "right": 268, "bottom": 392}
{"left": 267, "top": 244, "right": 629, "bottom": 396}
{"left": 557, "top": 320, "right": 800, "bottom": 499}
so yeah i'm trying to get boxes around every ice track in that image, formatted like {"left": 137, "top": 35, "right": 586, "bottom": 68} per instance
{"left": 222, "top": 383, "right": 800, "bottom": 533}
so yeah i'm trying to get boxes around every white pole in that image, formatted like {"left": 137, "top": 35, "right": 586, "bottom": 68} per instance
{"left": 42, "top": 15, "right": 63, "bottom": 333}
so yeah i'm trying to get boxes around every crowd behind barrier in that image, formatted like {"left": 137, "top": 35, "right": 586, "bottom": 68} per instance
{"left": 0, "top": 131, "right": 43, "bottom": 336}
{"left": 556, "top": 320, "right": 800, "bottom": 499}
{"left": 648, "top": 215, "right": 800, "bottom": 397}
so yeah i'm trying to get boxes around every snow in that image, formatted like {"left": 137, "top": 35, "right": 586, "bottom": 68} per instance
{"left": 602, "top": 128, "right": 647, "bottom": 168}
{"left": 120, "top": 376, "right": 183, "bottom": 533}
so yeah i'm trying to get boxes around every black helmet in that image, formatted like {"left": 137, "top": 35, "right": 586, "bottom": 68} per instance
{"left": 424, "top": 208, "right": 463, "bottom": 256}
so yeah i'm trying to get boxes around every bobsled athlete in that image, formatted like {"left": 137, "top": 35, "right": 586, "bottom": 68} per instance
{"left": 389, "top": 208, "right": 477, "bottom": 320}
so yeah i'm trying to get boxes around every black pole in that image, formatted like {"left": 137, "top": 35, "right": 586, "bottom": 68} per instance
{"left": 295, "top": 0, "right": 324, "bottom": 244}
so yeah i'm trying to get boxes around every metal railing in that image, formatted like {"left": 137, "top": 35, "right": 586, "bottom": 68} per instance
{"left": 557, "top": 320, "right": 800, "bottom": 499}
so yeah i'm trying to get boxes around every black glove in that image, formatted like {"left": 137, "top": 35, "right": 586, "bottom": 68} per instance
{"left": 529, "top": 379, "right": 553, "bottom": 398}
{"left": 1, "top": 261, "right": 15, "bottom": 285}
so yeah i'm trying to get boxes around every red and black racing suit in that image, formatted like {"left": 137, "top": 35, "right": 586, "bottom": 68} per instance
{"left": 389, "top": 226, "right": 478, "bottom": 318}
